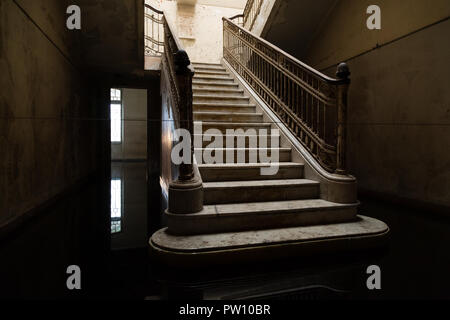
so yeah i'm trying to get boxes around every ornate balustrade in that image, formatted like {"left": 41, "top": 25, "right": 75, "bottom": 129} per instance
{"left": 145, "top": 4, "right": 164, "bottom": 56}
{"left": 223, "top": 17, "right": 350, "bottom": 174}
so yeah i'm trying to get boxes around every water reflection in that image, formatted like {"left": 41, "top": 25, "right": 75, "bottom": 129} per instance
{"left": 111, "top": 179, "right": 122, "bottom": 234}
{"left": 110, "top": 162, "right": 148, "bottom": 251}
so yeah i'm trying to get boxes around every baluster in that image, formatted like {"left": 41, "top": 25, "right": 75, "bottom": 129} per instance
{"left": 335, "top": 62, "right": 350, "bottom": 174}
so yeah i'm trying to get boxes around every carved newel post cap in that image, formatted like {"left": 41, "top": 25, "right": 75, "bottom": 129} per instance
{"left": 336, "top": 62, "right": 350, "bottom": 79}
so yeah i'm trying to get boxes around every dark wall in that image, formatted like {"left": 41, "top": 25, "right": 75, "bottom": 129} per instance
{"left": 0, "top": 0, "right": 108, "bottom": 227}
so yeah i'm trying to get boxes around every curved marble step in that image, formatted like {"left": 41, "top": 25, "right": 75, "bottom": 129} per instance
{"left": 165, "top": 199, "right": 359, "bottom": 235}
{"left": 150, "top": 215, "right": 389, "bottom": 267}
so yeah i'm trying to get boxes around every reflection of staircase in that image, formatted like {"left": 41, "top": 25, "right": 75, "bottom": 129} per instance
{"left": 150, "top": 62, "right": 389, "bottom": 265}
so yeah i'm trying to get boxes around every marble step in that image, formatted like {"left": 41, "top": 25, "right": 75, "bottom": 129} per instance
{"left": 150, "top": 215, "right": 390, "bottom": 266}
{"left": 198, "top": 162, "right": 304, "bottom": 182}
{"left": 193, "top": 88, "right": 244, "bottom": 96}
{"left": 195, "top": 147, "right": 291, "bottom": 163}
{"left": 193, "top": 65, "right": 227, "bottom": 72}
{"left": 194, "top": 111, "right": 262, "bottom": 122}
{"left": 203, "top": 179, "right": 320, "bottom": 204}
{"left": 194, "top": 102, "right": 256, "bottom": 113}
{"left": 194, "top": 70, "right": 230, "bottom": 76}
{"left": 193, "top": 75, "right": 235, "bottom": 83}
{"left": 193, "top": 94, "right": 250, "bottom": 104}
{"left": 192, "top": 62, "right": 224, "bottom": 69}
{"left": 194, "top": 133, "right": 279, "bottom": 148}
{"left": 165, "top": 199, "right": 359, "bottom": 235}
{"left": 192, "top": 81, "right": 239, "bottom": 89}
{"left": 197, "top": 121, "right": 272, "bottom": 133}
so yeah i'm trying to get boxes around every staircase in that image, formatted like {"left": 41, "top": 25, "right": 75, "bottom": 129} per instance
{"left": 148, "top": 10, "right": 389, "bottom": 267}
{"left": 162, "top": 62, "right": 358, "bottom": 236}
{"left": 150, "top": 62, "right": 388, "bottom": 265}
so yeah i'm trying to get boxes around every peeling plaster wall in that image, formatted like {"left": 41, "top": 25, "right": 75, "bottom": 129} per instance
{"left": 0, "top": 0, "right": 105, "bottom": 225}
{"left": 154, "top": 0, "right": 243, "bottom": 63}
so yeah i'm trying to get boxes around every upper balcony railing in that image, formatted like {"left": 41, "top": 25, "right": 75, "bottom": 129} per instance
{"left": 223, "top": 17, "right": 350, "bottom": 174}
{"left": 243, "top": 0, "right": 263, "bottom": 31}
{"left": 145, "top": 4, "right": 164, "bottom": 56}
{"left": 229, "top": 14, "right": 244, "bottom": 28}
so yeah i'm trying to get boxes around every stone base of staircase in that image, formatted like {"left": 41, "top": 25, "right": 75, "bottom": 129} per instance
{"left": 150, "top": 215, "right": 389, "bottom": 267}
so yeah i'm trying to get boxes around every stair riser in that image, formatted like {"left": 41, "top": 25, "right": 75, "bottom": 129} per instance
{"left": 194, "top": 96, "right": 250, "bottom": 104}
{"left": 199, "top": 165, "right": 303, "bottom": 182}
{"left": 195, "top": 71, "right": 229, "bottom": 76}
{"left": 166, "top": 206, "right": 357, "bottom": 236}
{"left": 204, "top": 184, "right": 319, "bottom": 204}
{"left": 193, "top": 83, "right": 239, "bottom": 90}
{"left": 194, "top": 66, "right": 227, "bottom": 72}
{"left": 193, "top": 77, "right": 235, "bottom": 84}
{"left": 196, "top": 149, "right": 291, "bottom": 164}
{"left": 194, "top": 105, "right": 256, "bottom": 113}
{"left": 192, "top": 63, "right": 223, "bottom": 69}
{"left": 195, "top": 135, "right": 278, "bottom": 148}
{"left": 194, "top": 113, "right": 262, "bottom": 123}
{"left": 193, "top": 90, "right": 243, "bottom": 97}
{"left": 199, "top": 123, "right": 272, "bottom": 134}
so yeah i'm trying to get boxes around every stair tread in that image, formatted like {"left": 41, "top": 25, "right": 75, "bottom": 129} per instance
{"left": 195, "top": 70, "right": 229, "bottom": 74}
{"left": 196, "top": 147, "right": 290, "bottom": 151}
{"left": 194, "top": 102, "right": 255, "bottom": 107}
{"left": 193, "top": 88, "right": 243, "bottom": 93}
{"left": 198, "top": 162, "right": 302, "bottom": 168}
{"left": 191, "top": 199, "right": 358, "bottom": 217}
{"left": 194, "top": 75, "right": 233, "bottom": 79}
{"left": 194, "top": 94, "right": 248, "bottom": 98}
{"left": 197, "top": 121, "right": 271, "bottom": 125}
{"left": 192, "top": 81, "right": 239, "bottom": 86}
{"left": 151, "top": 215, "right": 388, "bottom": 252}
{"left": 194, "top": 111, "right": 261, "bottom": 116}
{"left": 203, "top": 179, "right": 319, "bottom": 189}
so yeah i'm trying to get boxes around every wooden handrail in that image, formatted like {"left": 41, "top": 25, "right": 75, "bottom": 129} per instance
{"left": 223, "top": 17, "right": 350, "bottom": 174}
{"left": 229, "top": 13, "right": 244, "bottom": 20}
{"left": 144, "top": 3, "right": 163, "bottom": 15}
{"left": 229, "top": 13, "right": 244, "bottom": 28}
{"left": 163, "top": 15, "right": 195, "bottom": 181}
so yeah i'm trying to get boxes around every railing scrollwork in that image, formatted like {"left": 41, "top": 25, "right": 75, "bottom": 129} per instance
{"left": 145, "top": 4, "right": 164, "bottom": 56}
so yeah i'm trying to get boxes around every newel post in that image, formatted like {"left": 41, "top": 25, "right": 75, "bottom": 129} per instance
{"left": 335, "top": 62, "right": 350, "bottom": 175}
{"left": 174, "top": 49, "right": 195, "bottom": 181}
{"left": 168, "top": 49, "right": 203, "bottom": 214}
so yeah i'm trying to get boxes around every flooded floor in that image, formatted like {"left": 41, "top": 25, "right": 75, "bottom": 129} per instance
{"left": 0, "top": 162, "right": 449, "bottom": 299}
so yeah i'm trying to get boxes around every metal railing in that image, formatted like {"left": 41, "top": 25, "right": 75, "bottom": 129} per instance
{"left": 145, "top": 4, "right": 164, "bottom": 56}
{"left": 229, "top": 14, "right": 244, "bottom": 28}
{"left": 223, "top": 17, "right": 350, "bottom": 174}
{"left": 162, "top": 15, "right": 195, "bottom": 181}
{"left": 243, "top": 0, "right": 263, "bottom": 31}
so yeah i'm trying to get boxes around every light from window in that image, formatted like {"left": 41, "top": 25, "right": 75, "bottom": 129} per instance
{"left": 111, "top": 88, "right": 121, "bottom": 101}
{"left": 111, "top": 179, "right": 122, "bottom": 234}
{"left": 111, "top": 103, "right": 121, "bottom": 142}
